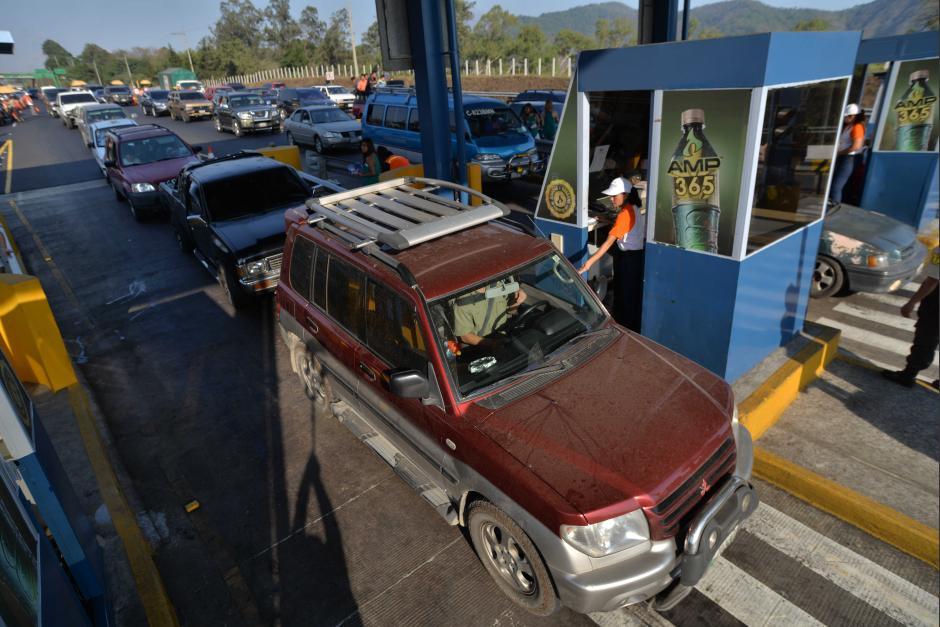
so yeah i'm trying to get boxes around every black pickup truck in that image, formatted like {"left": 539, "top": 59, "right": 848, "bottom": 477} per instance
{"left": 160, "top": 152, "right": 342, "bottom": 308}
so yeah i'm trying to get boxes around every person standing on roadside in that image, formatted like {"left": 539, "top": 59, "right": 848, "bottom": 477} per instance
{"left": 882, "top": 246, "right": 939, "bottom": 389}
{"left": 830, "top": 103, "right": 866, "bottom": 203}
{"left": 542, "top": 99, "right": 558, "bottom": 141}
{"left": 357, "top": 139, "right": 383, "bottom": 185}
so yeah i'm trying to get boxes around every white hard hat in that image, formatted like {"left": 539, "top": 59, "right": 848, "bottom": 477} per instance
{"left": 844, "top": 103, "right": 860, "bottom": 116}
{"left": 602, "top": 177, "right": 633, "bottom": 196}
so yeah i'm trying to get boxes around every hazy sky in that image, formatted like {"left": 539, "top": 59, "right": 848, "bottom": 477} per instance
{"left": 0, "top": 0, "right": 877, "bottom": 73}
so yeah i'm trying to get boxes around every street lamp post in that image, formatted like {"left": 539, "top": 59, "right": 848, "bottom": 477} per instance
{"left": 171, "top": 31, "right": 196, "bottom": 74}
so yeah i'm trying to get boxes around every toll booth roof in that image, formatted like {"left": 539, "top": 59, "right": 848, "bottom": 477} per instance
{"left": 578, "top": 31, "right": 861, "bottom": 92}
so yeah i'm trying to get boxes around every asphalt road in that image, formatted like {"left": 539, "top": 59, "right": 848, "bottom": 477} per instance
{"left": 1, "top": 108, "right": 937, "bottom": 626}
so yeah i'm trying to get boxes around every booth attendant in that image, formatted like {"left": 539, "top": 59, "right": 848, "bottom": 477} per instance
{"left": 830, "top": 103, "right": 866, "bottom": 203}
{"left": 578, "top": 176, "right": 645, "bottom": 331}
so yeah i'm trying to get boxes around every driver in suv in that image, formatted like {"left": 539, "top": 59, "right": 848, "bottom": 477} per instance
{"left": 452, "top": 279, "right": 527, "bottom": 346}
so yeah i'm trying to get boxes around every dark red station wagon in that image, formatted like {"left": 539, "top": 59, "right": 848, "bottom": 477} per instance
{"left": 104, "top": 124, "right": 201, "bottom": 221}
{"left": 276, "top": 178, "right": 757, "bottom": 616}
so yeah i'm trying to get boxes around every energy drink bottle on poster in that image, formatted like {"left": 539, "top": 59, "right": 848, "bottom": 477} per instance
{"left": 668, "top": 109, "right": 720, "bottom": 253}
{"left": 895, "top": 70, "right": 936, "bottom": 152}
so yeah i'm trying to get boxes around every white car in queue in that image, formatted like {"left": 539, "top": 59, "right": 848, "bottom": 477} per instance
{"left": 88, "top": 118, "right": 139, "bottom": 175}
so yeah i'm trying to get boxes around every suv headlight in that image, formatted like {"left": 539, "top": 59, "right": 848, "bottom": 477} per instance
{"left": 561, "top": 509, "right": 649, "bottom": 557}
{"left": 473, "top": 153, "right": 502, "bottom": 162}
{"left": 324, "top": 131, "right": 341, "bottom": 138}
{"left": 238, "top": 112, "right": 253, "bottom": 120}
{"left": 237, "top": 259, "right": 272, "bottom": 277}
{"left": 131, "top": 183, "right": 155, "bottom": 193}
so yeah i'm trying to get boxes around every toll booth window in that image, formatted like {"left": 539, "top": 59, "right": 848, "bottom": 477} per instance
{"left": 748, "top": 79, "right": 847, "bottom": 254}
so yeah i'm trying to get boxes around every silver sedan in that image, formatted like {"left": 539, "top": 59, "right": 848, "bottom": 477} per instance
{"left": 282, "top": 105, "right": 362, "bottom": 153}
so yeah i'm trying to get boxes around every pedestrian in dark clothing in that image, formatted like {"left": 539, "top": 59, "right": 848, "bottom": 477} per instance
{"left": 883, "top": 246, "right": 939, "bottom": 388}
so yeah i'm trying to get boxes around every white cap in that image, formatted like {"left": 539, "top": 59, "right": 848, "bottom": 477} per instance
{"left": 602, "top": 177, "right": 633, "bottom": 196}
{"left": 844, "top": 103, "right": 860, "bottom": 116}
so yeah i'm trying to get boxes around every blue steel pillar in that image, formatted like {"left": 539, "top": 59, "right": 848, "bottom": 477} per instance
{"left": 406, "top": 0, "right": 453, "bottom": 181}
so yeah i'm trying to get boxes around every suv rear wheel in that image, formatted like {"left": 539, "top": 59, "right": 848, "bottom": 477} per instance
{"left": 467, "top": 501, "right": 559, "bottom": 616}
{"left": 297, "top": 348, "right": 333, "bottom": 405}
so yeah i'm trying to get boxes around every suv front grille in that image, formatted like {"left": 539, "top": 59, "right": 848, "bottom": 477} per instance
{"left": 645, "top": 436, "right": 736, "bottom": 541}
{"left": 268, "top": 253, "right": 283, "bottom": 274}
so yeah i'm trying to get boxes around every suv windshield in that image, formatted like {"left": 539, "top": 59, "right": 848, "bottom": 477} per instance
{"left": 61, "top": 93, "right": 97, "bottom": 105}
{"left": 120, "top": 134, "right": 191, "bottom": 166}
{"left": 430, "top": 253, "right": 606, "bottom": 396}
{"left": 108, "top": 87, "right": 129, "bottom": 94}
{"left": 148, "top": 90, "right": 169, "bottom": 100}
{"left": 326, "top": 86, "right": 350, "bottom": 95}
{"left": 202, "top": 167, "right": 309, "bottom": 221}
{"left": 310, "top": 108, "right": 351, "bottom": 123}
{"left": 87, "top": 109, "right": 126, "bottom": 123}
{"left": 179, "top": 92, "right": 206, "bottom": 101}
{"left": 229, "top": 95, "right": 263, "bottom": 108}
{"left": 464, "top": 106, "right": 527, "bottom": 138}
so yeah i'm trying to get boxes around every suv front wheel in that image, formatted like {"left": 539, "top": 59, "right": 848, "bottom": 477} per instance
{"left": 467, "top": 501, "right": 559, "bottom": 616}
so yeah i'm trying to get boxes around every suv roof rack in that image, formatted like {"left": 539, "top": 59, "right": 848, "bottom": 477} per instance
{"left": 305, "top": 177, "right": 510, "bottom": 285}
{"left": 110, "top": 123, "right": 166, "bottom": 136}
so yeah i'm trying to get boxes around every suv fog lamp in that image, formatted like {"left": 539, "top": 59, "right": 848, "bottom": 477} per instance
{"left": 707, "top": 530, "right": 719, "bottom": 550}
{"left": 561, "top": 509, "right": 649, "bottom": 557}
{"left": 131, "top": 183, "right": 155, "bottom": 193}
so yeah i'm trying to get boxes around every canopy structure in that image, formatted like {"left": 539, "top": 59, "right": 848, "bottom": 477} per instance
{"left": 0, "top": 84, "right": 17, "bottom": 94}
{"left": 70, "top": 79, "right": 86, "bottom": 87}
{"left": 109, "top": 79, "right": 124, "bottom": 86}
{"left": 139, "top": 79, "right": 152, "bottom": 86}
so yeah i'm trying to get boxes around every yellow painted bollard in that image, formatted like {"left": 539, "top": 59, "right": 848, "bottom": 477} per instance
{"left": 0, "top": 274, "right": 77, "bottom": 392}
{"left": 254, "top": 145, "right": 302, "bottom": 170}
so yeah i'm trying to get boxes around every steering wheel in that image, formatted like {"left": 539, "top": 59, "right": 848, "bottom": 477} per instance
{"left": 553, "top": 257, "right": 575, "bottom": 284}
{"left": 500, "top": 301, "right": 549, "bottom": 335}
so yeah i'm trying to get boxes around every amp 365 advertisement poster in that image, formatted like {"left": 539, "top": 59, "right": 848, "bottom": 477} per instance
{"left": 654, "top": 90, "right": 751, "bottom": 257}
{"left": 879, "top": 58, "right": 939, "bottom": 153}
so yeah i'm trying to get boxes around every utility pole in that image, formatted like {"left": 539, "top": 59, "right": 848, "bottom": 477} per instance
{"left": 123, "top": 54, "right": 134, "bottom": 86}
{"left": 92, "top": 57, "right": 102, "bottom": 85}
{"left": 347, "top": 3, "right": 358, "bottom": 76}
{"left": 171, "top": 31, "right": 196, "bottom": 74}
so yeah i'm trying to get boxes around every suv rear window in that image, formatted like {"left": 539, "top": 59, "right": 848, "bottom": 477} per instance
{"left": 366, "top": 104, "right": 385, "bottom": 126}
{"left": 384, "top": 106, "right": 408, "bottom": 130}
{"left": 289, "top": 236, "right": 316, "bottom": 300}
{"left": 326, "top": 257, "right": 364, "bottom": 334}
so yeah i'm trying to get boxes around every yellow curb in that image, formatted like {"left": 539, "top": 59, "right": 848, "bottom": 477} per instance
{"left": 68, "top": 384, "right": 180, "bottom": 627}
{"left": 754, "top": 447, "right": 940, "bottom": 569}
{"left": 738, "top": 323, "right": 840, "bottom": 440}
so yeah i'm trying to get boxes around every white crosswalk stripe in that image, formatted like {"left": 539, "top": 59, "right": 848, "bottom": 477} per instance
{"left": 744, "top": 504, "right": 939, "bottom": 626}
{"left": 857, "top": 292, "right": 912, "bottom": 308}
{"left": 696, "top": 556, "right": 825, "bottom": 626}
{"left": 816, "top": 317, "right": 939, "bottom": 367}
{"left": 591, "top": 503, "right": 939, "bottom": 627}
{"left": 833, "top": 301, "right": 917, "bottom": 332}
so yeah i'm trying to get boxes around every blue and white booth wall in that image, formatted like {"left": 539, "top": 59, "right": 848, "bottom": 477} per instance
{"left": 543, "top": 32, "right": 859, "bottom": 382}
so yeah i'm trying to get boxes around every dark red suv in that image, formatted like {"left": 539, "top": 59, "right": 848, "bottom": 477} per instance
{"left": 104, "top": 124, "right": 201, "bottom": 220}
{"left": 276, "top": 178, "right": 756, "bottom": 616}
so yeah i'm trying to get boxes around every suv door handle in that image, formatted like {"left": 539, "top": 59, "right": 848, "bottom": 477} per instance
{"left": 359, "top": 363, "right": 376, "bottom": 381}
{"left": 305, "top": 316, "right": 318, "bottom": 334}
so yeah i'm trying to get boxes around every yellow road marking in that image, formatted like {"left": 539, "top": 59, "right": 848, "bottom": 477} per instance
{"left": 754, "top": 447, "right": 940, "bottom": 569}
{"left": 69, "top": 384, "right": 180, "bottom": 627}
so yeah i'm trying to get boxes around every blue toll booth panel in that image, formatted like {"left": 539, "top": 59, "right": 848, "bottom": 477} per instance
{"left": 537, "top": 32, "right": 860, "bottom": 381}
{"left": 855, "top": 32, "right": 939, "bottom": 228}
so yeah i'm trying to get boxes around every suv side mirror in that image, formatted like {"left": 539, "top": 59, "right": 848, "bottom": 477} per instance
{"left": 192, "top": 145, "right": 203, "bottom": 154}
{"left": 388, "top": 369, "right": 429, "bottom": 399}
{"left": 187, "top": 214, "right": 207, "bottom": 227}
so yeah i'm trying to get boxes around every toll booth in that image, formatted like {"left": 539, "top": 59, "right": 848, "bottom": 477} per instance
{"left": 536, "top": 32, "right": 860, "bottom": 381}
{"left": 852, "top": 32, "right": 939, "bottom": 229}
{"left": 0, "top": 349, "right": 110, "bottom": 626}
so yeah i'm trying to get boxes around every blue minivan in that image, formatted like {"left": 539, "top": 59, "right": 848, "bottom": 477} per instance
{"left": 360, "top": 89, "right": 543, "bottom": 182}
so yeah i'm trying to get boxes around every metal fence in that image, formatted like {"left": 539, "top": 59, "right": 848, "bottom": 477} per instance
{"left": 206, "top": 56, "right": 574, "bottom": 88}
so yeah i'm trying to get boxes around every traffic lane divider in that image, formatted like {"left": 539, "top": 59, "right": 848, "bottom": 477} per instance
{"left": 754, "top": 447, "right": 939, "bottom": 569}
{"left": 738, "top": 323, "right": 841, "bottom": 440}
{"left": 0, "top": 274, "right": 77, "bottom": 391}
